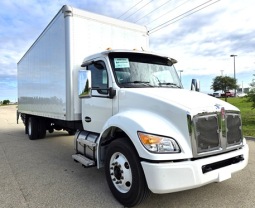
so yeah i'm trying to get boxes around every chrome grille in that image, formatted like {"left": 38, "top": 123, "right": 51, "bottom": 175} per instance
{"left": 194, "top": 115, "right": 220, "bottom": 153}
{"left": 226, "top": 113, "right": 242, "bottom": 146}
{"left": 188, "top": 110, "right": 243, "bottom": 158}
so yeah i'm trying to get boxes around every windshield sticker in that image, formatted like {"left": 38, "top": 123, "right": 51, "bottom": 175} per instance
{"left": 114, "top": 58, "right": 130, "bottom": 68}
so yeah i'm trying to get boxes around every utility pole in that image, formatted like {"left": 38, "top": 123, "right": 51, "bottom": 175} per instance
{"left": 230, "top": 55, "right": 237, "bottom": 97}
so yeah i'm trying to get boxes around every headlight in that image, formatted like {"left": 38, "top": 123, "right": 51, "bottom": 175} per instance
{"left": 138, "top": 132, "right": 180, "bottom": 153}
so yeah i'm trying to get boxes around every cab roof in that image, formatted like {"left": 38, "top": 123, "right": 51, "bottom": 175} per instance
{"left": 81, "top": 49, "right": 177, "bottom": 67}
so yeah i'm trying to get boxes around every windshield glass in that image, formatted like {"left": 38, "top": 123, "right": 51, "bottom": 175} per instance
{"left": 108, "top": 52, "right": 182, "bottom": 88}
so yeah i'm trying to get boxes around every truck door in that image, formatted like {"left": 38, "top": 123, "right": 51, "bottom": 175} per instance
{"left": 82, "top": 58, "right": 113, "bottom": 133}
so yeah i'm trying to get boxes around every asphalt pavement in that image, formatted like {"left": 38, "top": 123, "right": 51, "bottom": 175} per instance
{"left": 0, "top": 105, "right": 255, "bottom": 208}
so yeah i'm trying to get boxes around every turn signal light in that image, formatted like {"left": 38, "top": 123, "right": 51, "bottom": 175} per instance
{"left": 139, "top": 133, "right": 162, "bottom": 144}
{"left": 138, "top": 132, "right": 181, "bottom": 153}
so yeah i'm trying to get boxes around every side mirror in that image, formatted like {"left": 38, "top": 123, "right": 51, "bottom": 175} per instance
{"left": 191, "top": 79, "right": 200, "bottom": 92}
{"left": 79, "top": 70, "right": 92, "bottom": 98}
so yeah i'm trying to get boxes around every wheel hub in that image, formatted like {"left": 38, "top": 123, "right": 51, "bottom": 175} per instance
{"left": 114, "top": 165, "right": 122, "bottom": 180}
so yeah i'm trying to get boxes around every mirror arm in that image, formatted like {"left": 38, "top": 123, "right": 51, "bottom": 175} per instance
{"left": 91, "top": 87, "right": 116, "bottom": 99}
{"left": 109, "top": 87, "right": 116, "bottom": 99}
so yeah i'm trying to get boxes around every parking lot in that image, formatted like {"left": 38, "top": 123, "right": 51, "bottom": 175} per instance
{"left": 0, "top": 105, "right": 255, "bottom": 208}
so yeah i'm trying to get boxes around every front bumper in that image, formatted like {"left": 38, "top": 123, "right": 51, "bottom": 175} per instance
{"left": 141, "top": 143, "right": 249, "bottom": 194}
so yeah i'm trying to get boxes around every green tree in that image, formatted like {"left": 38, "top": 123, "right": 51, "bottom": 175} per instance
{"left": 84, "top": 80, "right": 89, "bottom": 94}
{"left": 3, "top": 100, "right": 10, "bottom": 105}
{"left": 245, "top": 75, "right": 255, "bottom": 109}
{"left": 211, "top": 76, "right": 238, "bottom": 102}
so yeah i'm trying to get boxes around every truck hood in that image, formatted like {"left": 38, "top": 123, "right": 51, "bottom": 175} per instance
{"left": 117, "top": 88, "right": 240, "bottom": 160}
{"left": 119, "top": 88, "right": 239, "bottom": 112}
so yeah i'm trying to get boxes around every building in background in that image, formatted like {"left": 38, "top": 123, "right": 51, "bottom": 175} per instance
{"left": 237, "top": 87, "right": 250, "bottom": 93}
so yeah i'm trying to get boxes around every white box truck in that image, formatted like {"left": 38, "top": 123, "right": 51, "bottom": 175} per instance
{"left": 17, "top": 5, "right": 249, "bottom": 207}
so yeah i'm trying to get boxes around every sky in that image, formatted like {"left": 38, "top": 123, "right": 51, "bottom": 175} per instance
{"left": 0, "top": 0, "right": 255, "bottom": 102}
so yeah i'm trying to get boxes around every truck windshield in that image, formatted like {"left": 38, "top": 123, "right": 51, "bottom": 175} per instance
{"left": 108, "top": 52, "right": 182, "bottom": 88}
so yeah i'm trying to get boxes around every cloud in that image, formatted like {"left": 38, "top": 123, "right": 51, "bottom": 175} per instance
{"left": 0, "top": 0, "right": 254, "bottom": 100}
{"left": 0, "top": 74, "right": 17, "bottom": 101}
{"left": 147, "top": 0, "right": 255, "bottom": 81}
{"left": 0, "top": 74, "right": 17, "bottom": 87}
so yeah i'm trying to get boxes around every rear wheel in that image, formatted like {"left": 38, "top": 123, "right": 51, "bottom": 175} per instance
{"left": 28, "top": 117, "right": 39, "bottom": 140}
{"left": 105, "top": 138, "right": 151, "bottom": 207}
{"left": 38, "top": 117, "right": 46, "bottom": 139}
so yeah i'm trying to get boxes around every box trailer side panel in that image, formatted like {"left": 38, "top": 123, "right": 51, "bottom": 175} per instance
{"left": 18, "top": 5, "right": 149, "bottom": 121}
{"left": 18, "top": 11, "right": 67, "bottom": 120}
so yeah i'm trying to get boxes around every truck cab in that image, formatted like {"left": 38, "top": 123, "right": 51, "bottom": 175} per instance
{"left": 17, "top": 5, "right": 249, "bottom": 207}
{"left": 74, "top": 49, "right": 249, "bottom": 207}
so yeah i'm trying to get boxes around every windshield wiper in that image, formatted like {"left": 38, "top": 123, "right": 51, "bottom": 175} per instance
{"left": 122, "top": 81, "right": 154, "bottom": 87}
{"left": 153, "top": 76, "right": 180, "bottom": 88}
{"left": 159, "top": 82, "right": 181, "bottom": 88}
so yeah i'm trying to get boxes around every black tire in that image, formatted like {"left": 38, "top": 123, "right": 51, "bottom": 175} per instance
{"left": 38, "top": 117, "right": 46, "bottom": 139}
{"left": 28, "top": 117, "right": 39, "bottom": 140}
{"left": 105, "top": 138, "right": 151, "bottom": 207}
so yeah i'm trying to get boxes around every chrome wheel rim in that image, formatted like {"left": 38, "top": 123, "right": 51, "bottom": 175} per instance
{"left": 109, "top": 152, "right": 132, "bottom": 193}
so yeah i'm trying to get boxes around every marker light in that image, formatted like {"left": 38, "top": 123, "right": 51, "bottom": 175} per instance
{"left": 138, "top": 132, "right": 180, "bottom": 153}
{"left": 106, "top": 47, "right": 112, "bottom": 50}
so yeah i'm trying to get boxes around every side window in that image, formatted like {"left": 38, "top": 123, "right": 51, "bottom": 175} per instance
{"left": 88, "top": 61, "right": 108, "bottom": 94}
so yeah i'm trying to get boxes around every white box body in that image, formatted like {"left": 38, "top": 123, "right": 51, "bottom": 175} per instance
{"left": 17, "top": 5, "right": 149, "bottom": 121}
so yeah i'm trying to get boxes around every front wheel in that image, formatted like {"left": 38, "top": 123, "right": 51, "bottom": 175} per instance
{"left": 105, "top": 138, "right": 151, "bottom": 207}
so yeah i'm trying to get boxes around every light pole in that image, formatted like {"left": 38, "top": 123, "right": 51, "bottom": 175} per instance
{"left": 230, "top": 54, "right": 237, "bottom": 97}
{"left": 179, "top": 70, "right": 183, "bottom": 82}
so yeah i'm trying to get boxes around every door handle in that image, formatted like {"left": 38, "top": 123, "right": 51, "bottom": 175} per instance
{"left": 85, "top": 117, "right": 91, "bottom": 122}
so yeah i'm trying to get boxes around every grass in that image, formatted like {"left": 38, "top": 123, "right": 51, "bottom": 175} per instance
{"left": 2, "top": 98, "right": 254, "bottom": 137}
{"left": 220, "top": 97, "right": 255, "bottom": 137}
{"left": 0, "top": 104, "right": 16, "bottom": 107}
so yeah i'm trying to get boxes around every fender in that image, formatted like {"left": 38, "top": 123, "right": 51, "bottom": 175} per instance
{"left": 97, "top": 109, "right": 193, "bottom": 168}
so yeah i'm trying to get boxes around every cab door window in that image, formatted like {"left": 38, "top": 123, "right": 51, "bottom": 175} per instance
{"left": 88, "top": 61, "right": 108, "bottom": 94}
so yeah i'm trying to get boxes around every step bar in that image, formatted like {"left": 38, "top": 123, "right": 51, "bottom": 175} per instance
{"left": 72, "top": 154, "right": 95, "bottom": 167}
